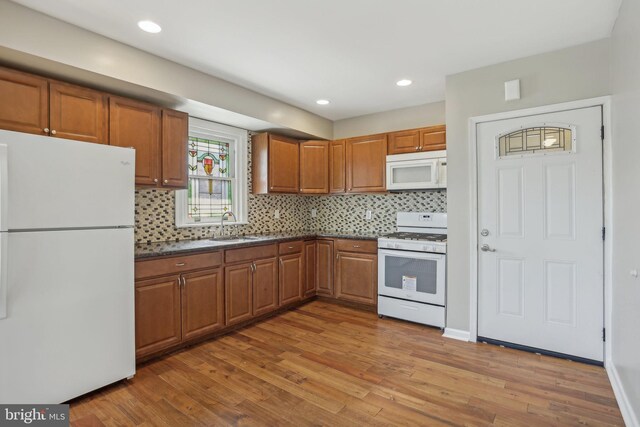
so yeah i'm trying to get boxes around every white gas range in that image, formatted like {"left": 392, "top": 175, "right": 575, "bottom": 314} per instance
{"left": 378, "top": 212, "right": 447, "bottom": 328}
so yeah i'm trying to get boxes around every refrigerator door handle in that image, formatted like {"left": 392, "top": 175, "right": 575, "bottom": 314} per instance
{"left": 0, "top": 144, "right": 8, "bottom": 232}
{"left": 0, "top": 233, "right": 7, "bottom": 320}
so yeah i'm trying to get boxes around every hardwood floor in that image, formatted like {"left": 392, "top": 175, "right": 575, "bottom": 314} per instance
{"left": 69, "top": 300, "right": 623, "bottom": 426}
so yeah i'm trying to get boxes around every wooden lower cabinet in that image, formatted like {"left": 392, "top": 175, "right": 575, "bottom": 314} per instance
{"left": 316, "top": 240, "right": 334, "bottom": 296}
{"left": 253, "top": 257, "right": 278, "bottom": 316}
{"left": 335, "top": 251, "right": 378, "bottom": 306}
{"left": 303, "top": 241, "right": 317, "bottom": 297}
{"left": 181, "top": 268, "right": 224, "bottom": 341}
{"left": 279, "top": 252, "right": 303, "bottom": 305}
{"left": 225, "top": 263, "right": 253, "bottom": 326}
{"left": 135, "top": 275, "right": 182, "bottom": 358}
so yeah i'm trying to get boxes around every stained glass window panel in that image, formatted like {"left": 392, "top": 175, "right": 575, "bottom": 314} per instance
{"left": 188, "top": 137, "right": 230, "bottom": 178}
{"left": 498, "top": 127, "right": 573, "bottom": 158}
{"left": 187, "top": 178, "right": 232, "bottom": 220}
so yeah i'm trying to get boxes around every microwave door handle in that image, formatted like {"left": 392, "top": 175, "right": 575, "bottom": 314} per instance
{"left": 433, "top": 159, "right": 440, "bottom": 185}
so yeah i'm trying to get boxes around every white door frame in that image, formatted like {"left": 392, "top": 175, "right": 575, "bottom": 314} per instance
{"left": 468, "top": 96, "right": 613, "bottom": 363}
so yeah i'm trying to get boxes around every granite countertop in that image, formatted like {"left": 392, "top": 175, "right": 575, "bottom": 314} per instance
{"left": 135, "top": 230, "right": 381, "bottom": 259}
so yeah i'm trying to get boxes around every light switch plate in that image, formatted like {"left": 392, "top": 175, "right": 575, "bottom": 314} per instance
{"left": 365, "top": 210, "right": 372, "bottom": 220}
{"left": 274, "top": 209, "right": 280, "bottom": 219}
{"left": 505, "top": 79, "right": 521, "bottom": 101}
{"left": 311, "top": 208, "right": 317, "bottom": 218}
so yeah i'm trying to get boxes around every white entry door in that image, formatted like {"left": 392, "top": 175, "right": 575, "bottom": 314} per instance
{"left": 477, "top": 106, "right": 604, "bottom": 362}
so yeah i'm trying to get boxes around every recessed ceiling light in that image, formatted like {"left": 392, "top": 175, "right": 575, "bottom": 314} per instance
{"left": 396, "top": 79, "right": 413, "bottom": 87}
{"left": 316, "top": 99, "right": 330, "bottom": 105}
{"left": 138, "top": 20, "right": 162, "bottom": 33}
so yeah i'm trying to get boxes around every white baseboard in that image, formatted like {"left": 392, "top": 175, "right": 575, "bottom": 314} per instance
{"left": 442, "top": 328, "right": 471, "bottom": 342}
{"left": 606, "top": 361, "right": 639, "bottom": 427}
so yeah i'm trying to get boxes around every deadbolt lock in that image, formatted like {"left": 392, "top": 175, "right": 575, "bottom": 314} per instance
{"left": 481, "top": 229, "right": 490, "bottom": 237}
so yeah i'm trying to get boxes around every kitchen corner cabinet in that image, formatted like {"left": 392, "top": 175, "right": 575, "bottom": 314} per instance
{"left": 346, "top": 134, "right": 387, "bottom": 193}
{"left": 334, "top": 239, "right": 378, "bottom": 306}
{"left": 299, "top": 140, "right": 329, "bottom": 194}
{"left": 316, "top": 239, "right": 334, "bottom": 296}
{"left": 252, "top": 132, "right": 300, "bottom": 194}
{"left": 0, "top": 67, "right": 108, "bottom": 143}
{"left": 329, "top": 140, "right": 346, "bottom": 194}
{"left": 303, "top": 241, "right": 317, "bottom": 298}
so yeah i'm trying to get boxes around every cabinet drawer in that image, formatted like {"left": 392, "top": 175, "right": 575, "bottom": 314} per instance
{"left": 334, "top": 239, "right": 377, "bottom": 254}
{"left": 278, "top": 240, "right": 304, "bottom": 255}
{"left": 135, "top": 251, "right": 222, "bottom": 280}
{"left": 225, "top": 244, "right": 277, "bottom": 264}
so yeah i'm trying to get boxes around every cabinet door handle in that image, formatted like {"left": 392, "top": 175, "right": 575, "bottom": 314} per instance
{"left": 163, "top": 179, "right": 169, "bottom": 184}
{"left": 415, "top": 146, "right": 419, "bottom": 150}
{"left": 336, "top": 253, "right": 340, "bottom": 260}
{"left": 51, "top": 129, "right": 57, "bottom": 135}
{"left": 353, "top": 245, "right": 361, "bottom": 248}
{"left": 153, "top": 178, "right": 158, "bottom": 183}
{"left": 43, "top": 128, "right": 50, "bottom": 134}
{"left": 175, "top": 262, "right": 186, "bottom": 267}
{"left": 288, "top": 246, "right": 294, "bottom": 249}
{"left": 181, "top": 277, "right": 186, "bottom": 287}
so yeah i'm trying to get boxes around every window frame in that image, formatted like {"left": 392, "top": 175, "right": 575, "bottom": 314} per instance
{"left": 175, "top": 118, "right": 248, "bottom": 228}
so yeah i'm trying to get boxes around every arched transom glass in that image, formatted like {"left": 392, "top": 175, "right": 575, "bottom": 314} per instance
{"left": 498, "top": 126, "right": 573, "bottom": 158}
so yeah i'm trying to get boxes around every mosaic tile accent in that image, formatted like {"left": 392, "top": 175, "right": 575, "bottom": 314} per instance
{"left": 134, "top": 132, "right": 447, "bottom": 243}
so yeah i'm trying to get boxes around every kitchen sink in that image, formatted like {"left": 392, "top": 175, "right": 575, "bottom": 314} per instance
{"left": 210, "top": 235, "right": 261, "bottom": 242}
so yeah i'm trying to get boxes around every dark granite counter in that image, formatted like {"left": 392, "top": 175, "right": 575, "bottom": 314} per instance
{"left": 135, "top": 230, "right": 380, "bottom": 259}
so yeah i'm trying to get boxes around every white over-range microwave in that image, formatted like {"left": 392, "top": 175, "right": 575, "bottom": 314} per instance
{"left": 386, "top": 150, "right": 447, "bottom": 190}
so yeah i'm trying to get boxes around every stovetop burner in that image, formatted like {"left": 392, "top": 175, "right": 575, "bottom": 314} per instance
{"left": 382, "top": 232, "right": 447, "bottom": 242}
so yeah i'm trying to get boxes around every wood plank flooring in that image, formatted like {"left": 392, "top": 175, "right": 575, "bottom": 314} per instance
{"left": 69, "top": 301, "right": 624, "bottom": 426}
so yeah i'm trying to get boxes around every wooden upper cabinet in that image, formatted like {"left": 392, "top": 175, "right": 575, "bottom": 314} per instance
{"left": 135, "top": 275, "right": 182, "bottom": 358}
{"left": 109, "top": 96, "right": 161, "bottom": 186}
{"left": 253, "top": 257, "right": 278, "bottom": 317}
{"left": 316, "top": 239, "right": 334, "bottom": 296}
{"left": 181, "top": 268, "right": 224, "bottom": 341}
{"left": 387, "top": 129, "right": 420, "bottom": 155}
{"left": 49, "top": 82, "right": 108, "bottom": 144}
{"left": 0, "top": 67, "right": 48, "bottom": 136}
{"left": 299, "top": 140, "right": 329, "bottom": 194}
{"left": 161, "top": 109, "right": 188, "bottom": 188}
{"left": 252, "top": 132, "right": 299, "bottom": 194}
{"left": 420, "top": 125, "right": 446, "bottom": 151}
{"left": 329, "top": 140, "right": 346, "bottom": 194}
{"left": 346, "top": 134, "right": 387, "bottom": 193}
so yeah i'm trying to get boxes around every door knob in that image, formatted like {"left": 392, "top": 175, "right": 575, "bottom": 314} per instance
{"left": 480, "top": 244, "right": 496, "bottom": 252}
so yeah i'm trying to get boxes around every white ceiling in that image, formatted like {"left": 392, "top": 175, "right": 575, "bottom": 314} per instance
{"left": 11, "top": 0, "right": 621, "bottom": 121}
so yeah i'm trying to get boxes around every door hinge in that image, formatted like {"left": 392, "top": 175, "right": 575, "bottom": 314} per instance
{"left": 602, "top": 227, "right": 606, "bottom": 241}
{"left": 601, "top": 125, "right": 605, "bottom": 141}
{"left": 603, "top": 328, "right": 606, "bottom": 342}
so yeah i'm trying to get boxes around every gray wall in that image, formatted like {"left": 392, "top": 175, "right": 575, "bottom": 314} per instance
{"left": 445, "top": 38, "right": 612, "bottom": 331}
{"left": 0, "top": 0, "right": 332, "bottom": 139}
{"left": 610, "top": 0, "right": 640, "bottom": 421}
{"left": 333, "top": 101, "right": 445, "bottom": 139}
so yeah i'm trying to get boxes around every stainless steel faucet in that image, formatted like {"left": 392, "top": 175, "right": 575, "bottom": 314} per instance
{"left": 220, "top": 211, "right": 238, "bottom": 237}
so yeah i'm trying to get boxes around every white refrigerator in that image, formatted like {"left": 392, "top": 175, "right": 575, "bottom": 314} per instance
{"left": 0, "top": 129, "right": 136, "bottom": 404}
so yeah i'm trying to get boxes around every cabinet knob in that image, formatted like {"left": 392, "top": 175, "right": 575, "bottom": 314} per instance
{"left": 353, "top": 245, "right": 361, "bottom": 248}
{"left": 175, "top": 262, "right": 186, "bottom": 266}
{"left": 51, "top": 130, "right": 57, "bottom": 135}
{"left": 43, "top": 128, "right": 50, "bottom": 134}
{"left": 153, "top": 178, "right": 158, "bottom": 183}
{"left": 415, "top": 146, "right": 419, "bottom": 150}
{"left": 163, "top": 179, "right": 169, "bottom": 184}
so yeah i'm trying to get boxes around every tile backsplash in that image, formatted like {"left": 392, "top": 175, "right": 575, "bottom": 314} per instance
{"left": 135, "top": 190, "right": 446, "bottom": 243}
{"left": 135, "top": 132, "right": 446, "bottom": 244}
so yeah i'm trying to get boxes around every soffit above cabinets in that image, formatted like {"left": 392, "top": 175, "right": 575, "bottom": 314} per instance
{"left": 10, "top": 0, "right": 621, "bottom": 120}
